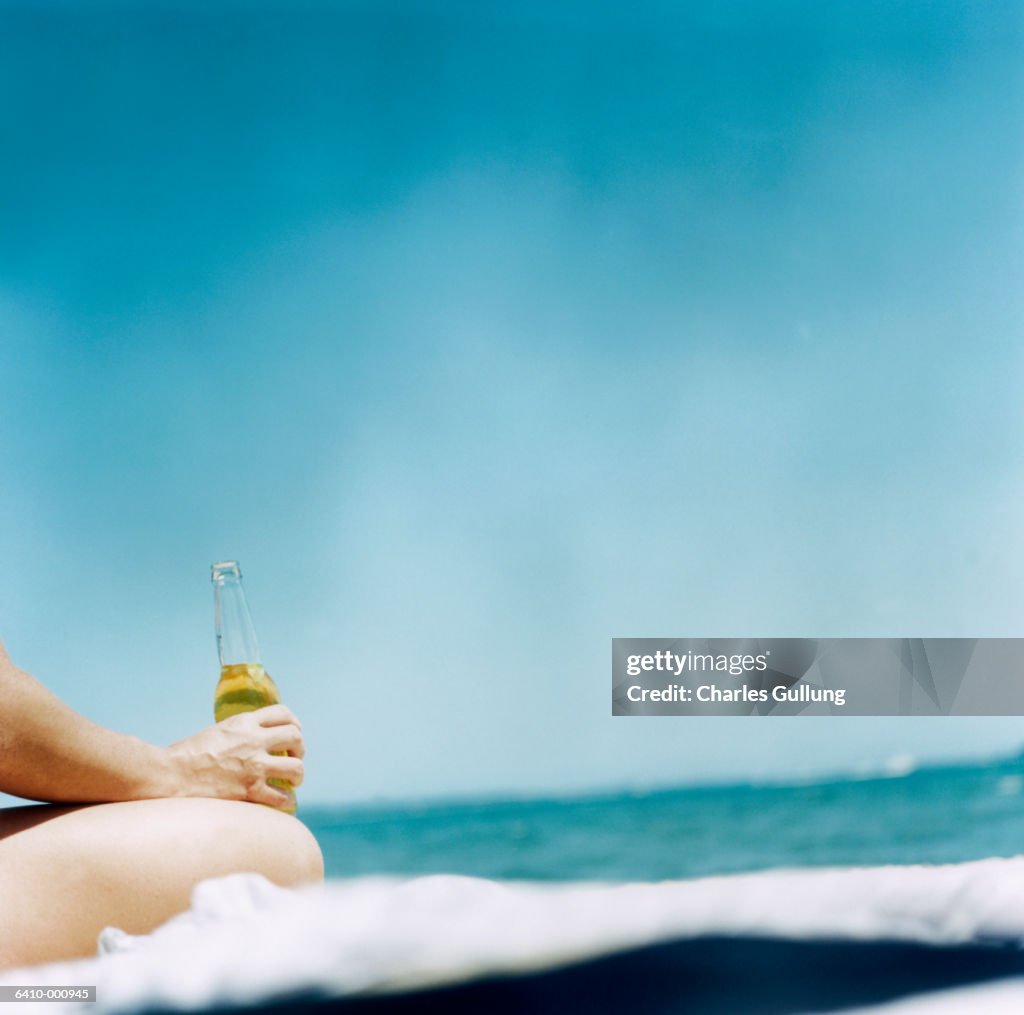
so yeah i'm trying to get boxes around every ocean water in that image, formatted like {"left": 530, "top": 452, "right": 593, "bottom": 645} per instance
{"left": 303, "top": 755, "right": 1024, "bottom": 882}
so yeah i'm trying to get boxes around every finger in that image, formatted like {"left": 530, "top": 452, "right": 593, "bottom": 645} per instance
{"left": 265, "top": 755, "right": 304, "bottom": 788}
{"left": 264, "top": 724, "right": 304, "bottom": 758}
{"left": 253, "top": 704, "right": 302, "bottom": 730}
{"left": 248, "top": 780, "right": 296, "bottom": 810}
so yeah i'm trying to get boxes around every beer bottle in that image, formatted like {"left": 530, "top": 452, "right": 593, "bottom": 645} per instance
{"left": 211, "top": 560, "right": 297, "bottom": 813}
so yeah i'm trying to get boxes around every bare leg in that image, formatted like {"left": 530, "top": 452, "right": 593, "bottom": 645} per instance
{"left": 0, "top": 798, "right": 323, "bottom": 970}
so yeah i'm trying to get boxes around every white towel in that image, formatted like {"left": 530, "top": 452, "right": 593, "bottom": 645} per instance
{"left": 6, "top": 858, "right": 1024, "bottom": 1013}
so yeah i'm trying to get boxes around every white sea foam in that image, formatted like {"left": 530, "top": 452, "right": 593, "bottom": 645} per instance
{"left": 883, "top": 754, "right": 918, "bottom": 778}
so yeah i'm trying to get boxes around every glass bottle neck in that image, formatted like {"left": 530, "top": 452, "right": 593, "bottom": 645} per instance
{"left": 212, "top": 563, "right": 261, "bottom": 667}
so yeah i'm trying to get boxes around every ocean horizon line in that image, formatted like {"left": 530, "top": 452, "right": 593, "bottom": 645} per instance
{"left": 296, "top": 745, "right": 1024, "bottom": 815}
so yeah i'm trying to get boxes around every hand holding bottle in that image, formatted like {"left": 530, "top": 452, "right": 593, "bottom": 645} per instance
{"left": 167, "top": 704, "right": 304, "bottom": 811}
{"left": 210, "top": 561, "right": 299, "bottom": 814}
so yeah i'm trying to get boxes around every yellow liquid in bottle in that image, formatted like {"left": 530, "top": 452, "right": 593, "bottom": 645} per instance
{"left": 214, "top": 662, "right": 297, "bottom": 814}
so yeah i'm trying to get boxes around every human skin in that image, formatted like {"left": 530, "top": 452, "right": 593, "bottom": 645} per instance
{"left": 0, "top": 641, "right": 324, "bottom": 969}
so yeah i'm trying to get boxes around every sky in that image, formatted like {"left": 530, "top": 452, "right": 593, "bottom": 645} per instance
{"left": 1, "top": 1, "right": 1023, "bottom": 805}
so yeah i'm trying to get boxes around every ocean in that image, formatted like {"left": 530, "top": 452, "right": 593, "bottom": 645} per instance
{"left": 303, "top": 754, "right": 1024, "bottom": 882}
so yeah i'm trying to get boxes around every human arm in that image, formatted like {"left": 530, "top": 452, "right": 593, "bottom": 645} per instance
{"left": 0, "top": 640, "right": 303, "bottom": 810}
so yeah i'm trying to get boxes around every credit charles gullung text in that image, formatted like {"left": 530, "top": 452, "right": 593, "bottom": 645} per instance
{"left": 610, "top": 643, "right": 851, "bottom": 712}
{"left": 623, "top": 648, "right": 847, "bottom": 708}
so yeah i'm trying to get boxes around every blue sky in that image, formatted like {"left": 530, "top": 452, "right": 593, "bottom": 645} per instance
{"left": 1, "top": 1, "right": 1023, "bottom": 804}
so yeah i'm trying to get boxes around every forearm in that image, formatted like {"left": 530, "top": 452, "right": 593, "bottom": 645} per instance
{"left": 0, "top": 653, "right": 178, "bottom": 804}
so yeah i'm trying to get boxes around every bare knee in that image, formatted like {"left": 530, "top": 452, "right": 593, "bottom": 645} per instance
{"left": 232, "top": 804, "right": 324, "bottom": 885}
{"left": 160, "top": 799, "right": 324, "bottom": 887}
{"left": 0, "top": 799, "right": 323, "bottom": 968}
